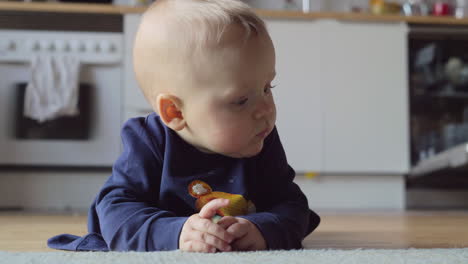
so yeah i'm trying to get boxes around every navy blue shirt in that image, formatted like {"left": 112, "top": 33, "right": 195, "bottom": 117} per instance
{"left": 48, "top": 114, "right": 320, "bottom": 251}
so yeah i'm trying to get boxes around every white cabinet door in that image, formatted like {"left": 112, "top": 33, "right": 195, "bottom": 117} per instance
{"left": 123, "top": 14, "right": 153, "bottom": 118}
{"left": 321, "top": 21, "right": 409, "bottom": 173}
{"left": 266, "top": 20, "right": 323, "bottom": 173}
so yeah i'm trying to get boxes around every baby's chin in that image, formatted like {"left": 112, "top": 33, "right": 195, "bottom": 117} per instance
{"left": 223, "top": 152, "right": 257, "bottom": 159}
{"left": 220, "top": 142, "right": 265, "bottom": 158}
{"left": 186, "top": 136, "right": 264, "bottom": 157}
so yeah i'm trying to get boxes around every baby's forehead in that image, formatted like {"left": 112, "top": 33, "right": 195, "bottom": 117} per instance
{"left": 134, "top": 0, "right": 273, "bottom": 98}
{"left": 142, "top": 0, "right": 268, "bottom": 49}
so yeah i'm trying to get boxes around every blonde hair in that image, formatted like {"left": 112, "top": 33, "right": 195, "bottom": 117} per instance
{"left": 133, "top": 0, "right": 268, "bottom": 109}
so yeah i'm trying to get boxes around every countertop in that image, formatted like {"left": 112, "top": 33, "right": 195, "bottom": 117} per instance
{"left": 2, "top": 2, "right": 468, "bottom": 25}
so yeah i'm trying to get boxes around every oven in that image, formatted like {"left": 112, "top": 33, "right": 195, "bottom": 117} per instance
{"left": 0, "top": 12, "right": 123, "bottom": 167}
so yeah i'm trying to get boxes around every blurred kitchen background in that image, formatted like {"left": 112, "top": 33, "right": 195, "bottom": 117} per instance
{"left": 1, "top": 0, "right": 468, "bottom": 213}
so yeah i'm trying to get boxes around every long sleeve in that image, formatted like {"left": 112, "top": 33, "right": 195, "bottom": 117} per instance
{"left": 93, "top": 117, "right": 188, "bottom": 251}
{"left": 241, "top": 128, "right": 320, "bottom": 250}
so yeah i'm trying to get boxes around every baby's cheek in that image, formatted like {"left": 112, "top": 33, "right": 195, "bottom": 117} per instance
{"left": 210, "top": 130, "right": 245, "bottom": 153}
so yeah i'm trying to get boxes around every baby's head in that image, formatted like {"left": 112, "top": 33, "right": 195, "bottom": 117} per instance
{"left": 134, "top": 0, "right": 276, "bottom": 158}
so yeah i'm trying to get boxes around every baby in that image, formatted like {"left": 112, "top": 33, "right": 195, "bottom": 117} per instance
{"left": 48, "top": 0, "right": 320, "bottom": 252}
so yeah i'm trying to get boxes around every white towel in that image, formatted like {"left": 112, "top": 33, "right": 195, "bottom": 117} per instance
{"left": 24, "top": 54, "right": 81, "bottom": 123}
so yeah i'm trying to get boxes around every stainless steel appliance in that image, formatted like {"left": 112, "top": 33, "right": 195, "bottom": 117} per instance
{"left": 0, "top": 12, "right": 123, "bottom": 167}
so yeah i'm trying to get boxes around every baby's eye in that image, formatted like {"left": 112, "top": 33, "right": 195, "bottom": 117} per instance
{"left": 233, "top": 97, "right": 248, "bottom": 106}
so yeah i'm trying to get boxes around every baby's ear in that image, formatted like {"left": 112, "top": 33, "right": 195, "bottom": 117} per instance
{"left": 156, "top": 94, "right": 186, "bottom": 131}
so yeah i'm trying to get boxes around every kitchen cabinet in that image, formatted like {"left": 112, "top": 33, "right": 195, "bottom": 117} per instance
{"left": 267, "top": 19, "right": 409, "bottom": 174}
{"left": 123, "top": 14, "right": 410, "bottom": 174}
{"left": 320, "top": 20, "right": 410, "bottom": 174}
{"left": 266, "top": 20, "right": 323, "bottom": 172}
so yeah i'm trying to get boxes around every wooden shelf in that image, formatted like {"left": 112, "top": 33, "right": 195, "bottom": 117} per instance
{"left": 2, "top": 2, "right": 468, "bottom": 25}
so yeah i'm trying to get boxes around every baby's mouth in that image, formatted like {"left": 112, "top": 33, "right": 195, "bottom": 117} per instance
{"left": 256, "top": 127, "right": 269, "bottom": 138}
{"left": 257, "top": 121, "right": 273, "bottom": 138}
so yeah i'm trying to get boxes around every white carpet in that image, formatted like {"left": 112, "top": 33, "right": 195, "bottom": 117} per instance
{"left": 1, "top": 249, "right": 468, "bottom": 264}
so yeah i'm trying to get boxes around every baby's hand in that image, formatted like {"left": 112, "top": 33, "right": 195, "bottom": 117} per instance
{"left": 179, "top": 199, "right": 234, "bottom": 253}
{"left": 217, "top": 216, "right": 267, "bottom": 251}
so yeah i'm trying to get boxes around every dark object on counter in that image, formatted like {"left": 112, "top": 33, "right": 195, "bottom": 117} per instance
{"left": 59, "top": 0, "right": 113, "bottom": 3}
{"left": 15, "top": 83, "right": 92, "bottom": 140}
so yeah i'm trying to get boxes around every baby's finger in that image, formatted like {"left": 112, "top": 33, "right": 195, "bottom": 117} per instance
{"left": 232, "top": 237, "right": 255, "bottom": 252}
{"left": 226, "top": 222, "right": 249, "bottom": 239}
{"left": 191, "top": 217, "right": 234, "bottom": 243}
{"left": 180, "top": 240, "right": 216, "bottom": 253}
{"left": 217, "top": 216, "right": 237, "bottom": 230}
{"left": 199, "top": 198, "right": 230, "bottom": 219}
{"left": 187, "top": 230, "right": 232, "bottom": 252}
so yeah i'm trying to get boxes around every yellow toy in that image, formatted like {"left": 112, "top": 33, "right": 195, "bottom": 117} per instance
{"left": 188, "top": 180, "right": 255, "bottom": 222}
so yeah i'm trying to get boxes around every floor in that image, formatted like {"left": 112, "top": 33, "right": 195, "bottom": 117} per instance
{"left": 1, "top": 211, "right": 467, "bottom": 251}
